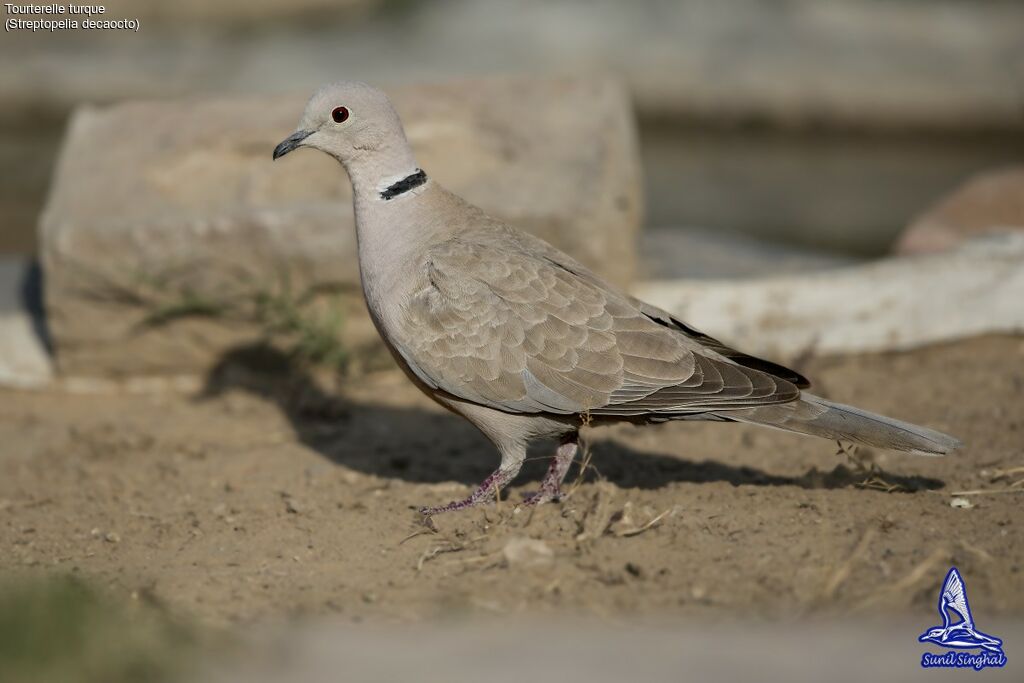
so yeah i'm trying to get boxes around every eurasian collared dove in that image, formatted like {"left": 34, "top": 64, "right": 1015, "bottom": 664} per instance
{"left": 273, "top": 82, "right": 960, "bottom": 516}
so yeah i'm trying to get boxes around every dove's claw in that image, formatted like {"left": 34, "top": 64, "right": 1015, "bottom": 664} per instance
{"left": 418, "top": 437, "right": 579, "bottom": 516}
{"left": 418, "top": 466, "right": 518, "bottom": 517}
{"left": 521, "top": 440, "right": 578, "bottom": 507}
{"left": 521, "top": 487, "right": 562, "bottom": 506}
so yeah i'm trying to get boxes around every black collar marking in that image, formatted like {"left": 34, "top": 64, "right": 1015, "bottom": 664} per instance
{"left": 380, "top": 169, "right": 428, "bottom": 200}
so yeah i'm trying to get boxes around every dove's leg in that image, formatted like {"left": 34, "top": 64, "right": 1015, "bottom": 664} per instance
{"left": 419, "top": 445, "right": 525, "bottom": 516}
{"left": 523, "top": 437, "right": 578, "bottom": 506}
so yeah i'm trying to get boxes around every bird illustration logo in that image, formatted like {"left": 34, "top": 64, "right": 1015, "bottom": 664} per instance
{"left": 919, "top": 567, "right": 1004, "bottom": 661}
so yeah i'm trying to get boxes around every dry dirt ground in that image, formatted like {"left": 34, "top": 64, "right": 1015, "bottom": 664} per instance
{"left": 0, "top": 336, "right": 1021, "bottom": 628}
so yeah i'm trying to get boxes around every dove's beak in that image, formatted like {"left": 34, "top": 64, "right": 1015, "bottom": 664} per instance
{"left": 273, "top": 130, "right": 313, "bottom": 160}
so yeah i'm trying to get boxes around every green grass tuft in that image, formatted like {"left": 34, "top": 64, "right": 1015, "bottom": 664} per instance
{"left": 0, "top": 575, "right": 199, "bottom": 683}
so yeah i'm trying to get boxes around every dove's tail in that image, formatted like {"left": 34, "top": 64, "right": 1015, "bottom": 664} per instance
{"left": 721, "top": 393, "right": 961, "bottom": 456}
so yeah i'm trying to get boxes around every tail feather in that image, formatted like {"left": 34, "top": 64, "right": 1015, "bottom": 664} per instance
{"left": 725, "top": 393, "right": 961, "bottom": 456}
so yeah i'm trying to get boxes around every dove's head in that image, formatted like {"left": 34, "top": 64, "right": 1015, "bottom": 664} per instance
{"left": 272, "top": 81, "right": 409, "bottom": 165}
{"left": 919, "top": 627, "right": 944, "bottom": 642}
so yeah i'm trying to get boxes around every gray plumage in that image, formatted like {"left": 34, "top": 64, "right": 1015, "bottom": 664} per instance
{"left": 273, "top": 82, "right": 960, "bottom": 516}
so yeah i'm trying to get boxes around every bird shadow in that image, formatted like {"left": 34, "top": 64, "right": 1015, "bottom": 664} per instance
{"left": 197, "top": 344, "right": 944, "bottom": 494}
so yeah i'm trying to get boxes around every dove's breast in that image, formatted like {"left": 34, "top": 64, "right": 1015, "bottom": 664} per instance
{"left": 353, "top": 184, "right": 468, "bottom": 352}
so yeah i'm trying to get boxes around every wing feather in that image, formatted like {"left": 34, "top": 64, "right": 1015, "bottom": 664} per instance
{"left": 396, "top": 225, "right": 801, "bottom": 416}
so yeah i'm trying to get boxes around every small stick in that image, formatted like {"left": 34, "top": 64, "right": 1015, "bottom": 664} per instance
{"left": 948, "top": 488, "right": 1024, "bottom": 496}
{"left": 615, "top": 509, "right": 671, "bottom": 537}
{"left": 821, "top": 527, "right": 876, "bottom": 601}
{"left": 854, "top": 547, "right": 950, "bottom": 612}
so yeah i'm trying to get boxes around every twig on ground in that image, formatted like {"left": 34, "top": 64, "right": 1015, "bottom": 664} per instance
{"left": 948, "top": 488, "right": 1024, "bottom": 496}
{"left": 613, "top": 509, "right": 671, "bottom": 538}
{"left": 853, "top": 547, "right": 951, "bottom": 612}
{"left": 857, "top": 476, "right": 907, "bottom": 493}
{"left": 821, "top": 527, "right": 876, "bottom": 601}
{"left": 566, "top": 439, "right": 598, "bottom": 498}
{"left": 399, "top": 528, "right": 436, "bottom": 545}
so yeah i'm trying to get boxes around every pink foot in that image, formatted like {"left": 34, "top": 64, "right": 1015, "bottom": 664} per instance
{"left": 523, "top": 441, "right": 578, "bottom": 506}
{"left": 419, "top": 466, "right": 517, "bottom": 517}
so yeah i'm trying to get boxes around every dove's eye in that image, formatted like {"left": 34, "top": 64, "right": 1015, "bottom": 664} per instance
{"left": 331, "top": 106, "right": 350, "bottom": 123}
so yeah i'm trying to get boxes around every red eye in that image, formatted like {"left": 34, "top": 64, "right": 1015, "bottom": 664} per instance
{"left": 331, "top": 106, "right": 349, "bottom": 123}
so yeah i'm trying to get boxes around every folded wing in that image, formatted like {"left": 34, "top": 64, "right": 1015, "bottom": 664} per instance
{"left": 396, "top": 225, "right": 801, "bottom": 417}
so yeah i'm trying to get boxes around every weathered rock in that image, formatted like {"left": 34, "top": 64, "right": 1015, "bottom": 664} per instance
{"left": 633, "top": 234, "right": 1024, "bottom": 359}
{"left": 896, "top": 167, "right": 1024, "bottom": 255}
{"left": 40, "top": 77, "right": 642, "bottom": 377}
{"left": 0, "top": 258, "right": 53, "bottom": 388}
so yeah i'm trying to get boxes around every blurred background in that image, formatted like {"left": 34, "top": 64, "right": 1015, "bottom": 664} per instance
{"left": 3, "top": 0, "right": 1023, "bottom": 258}
{"left": 1, "top": 2, "right": 1022, "bottom": 682}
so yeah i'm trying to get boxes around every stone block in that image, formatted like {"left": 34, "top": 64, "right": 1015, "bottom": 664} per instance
{"left": 40, "top": 77, "right": 642, "bottom": 376}
{"left": 0, "top": 258, "right": 53, "bottom": 388}
{"left": 896, "top": 167, "right": 1024, "bottom": 254}
{"left": 634, "top": 234, "right": 1024, "bottom": 359}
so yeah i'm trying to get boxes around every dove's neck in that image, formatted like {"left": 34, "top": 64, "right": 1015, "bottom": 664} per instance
{"left": 345, "top": 144, "right": 423, "bottom": 252}
{"left": 342, "top": 143, "right": 452, "bottom": 312}
{"left": 342, "top": 140, "right": 422, "bottom": 210}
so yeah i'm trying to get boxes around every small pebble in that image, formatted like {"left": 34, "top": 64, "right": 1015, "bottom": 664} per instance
{"left": 502, "top": 537, "right": 554, "bottom": 569}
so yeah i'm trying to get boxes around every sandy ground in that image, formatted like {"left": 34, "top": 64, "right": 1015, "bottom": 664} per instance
{"left": 0, "top": 335, "right": 1021, "bottom": 629}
